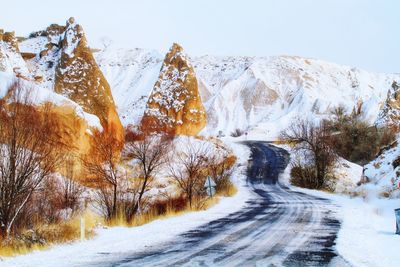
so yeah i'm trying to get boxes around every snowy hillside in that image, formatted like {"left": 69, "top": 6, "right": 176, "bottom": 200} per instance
{"left": 95, "top": 47, "right": 163, "bottom": 125}
{"left": 362, "top": 140, "right": 400, "bottom": 198}
{"left": 95, "top": 48, "right": 400, "bottom": 138}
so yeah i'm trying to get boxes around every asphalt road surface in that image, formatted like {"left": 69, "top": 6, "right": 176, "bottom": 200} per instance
{"left": 92, "top": 142, "right": 347, "bottom": 267}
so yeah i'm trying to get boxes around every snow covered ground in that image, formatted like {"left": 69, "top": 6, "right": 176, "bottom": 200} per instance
{"left": 0, "top": 141, "right": 251, "bottom": 267}
{"left": 294, "top": 187, "right": 400, "bottom": 267}
{"left": 275, "top": 140, "right": 400, "bottom": 267}
{"left": 280, "top": 163, "right": 400, "bottom": 267}
{"left": 94, "top": 46, "right": 400, "bottom": 139}
{"left": 362, "top": 139, "right": 400, "bottom": 198}
{"left": 1, "top": 140, "right": 399, "bottom": 267}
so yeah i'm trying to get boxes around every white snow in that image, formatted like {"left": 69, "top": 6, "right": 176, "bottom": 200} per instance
{"left": 0, "top": 71, "right": 102, "bottom": 130}
{"left": 0, "top": 141, "right": 252, "bottom": 267}
{"left": 94, "top": 47, "right": 400, "bottom": 140}
{"left": 63, "top": 22, "right": 79, "bottom": 58}
{"left": 290, "top": 186, "right": 400, "bottom": 267}
{"left": 0, "top": 40, "right": 31, "bottom": 78}
{"left": 277, "top": 150, "right": 400, "bottom": 267}
{"left": 18, "top": 36, "right": 48, "bottom": 54}
{"left": 4, "top": 37, "right": 399, "bottom": 266}
{"left": 94, "top": 47, "right": 162, "bottom": 126}
{"left": 333, "top": 158, "right": 363, "bottom": 194}
{"left": 362, "top": 139, "right": 400, "bottom": 198}
{"left": 2, "top": 140, "right": 398, "bottom": 267}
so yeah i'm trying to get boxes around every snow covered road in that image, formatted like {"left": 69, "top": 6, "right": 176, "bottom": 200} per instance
{"left": 88, "top": 142, "right": 347, "bottom": 266}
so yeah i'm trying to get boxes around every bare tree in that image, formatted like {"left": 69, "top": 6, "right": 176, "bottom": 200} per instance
{"left": 61, "top": 155, "right": 85, "bottom": 214}
{"left": 123, "top": 134, "right": 170, "bottom": 221}
{"left": 0, "top": 81, "right": 63, "bottom": 237}
{"left": 168, "top": 140, "right": 211, "bottom": 208}
{"left": 82, "top": 127, "right": 123, "bottom": 221}
{"left": 281, "top": 119, "right": 336, "bottom": 189}
{"left": 207, "top": 151, "right": 235, "bottom": 193}
{"left": 327, "top": 107, "right": 396, "bottom": 165}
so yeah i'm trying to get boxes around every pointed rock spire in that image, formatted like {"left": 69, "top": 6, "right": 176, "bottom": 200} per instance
{"left": 54, "top": 18, "right": 123, "bottom": 140}
{"left": 141, "top": 43, "right": 207, "bottom": 135}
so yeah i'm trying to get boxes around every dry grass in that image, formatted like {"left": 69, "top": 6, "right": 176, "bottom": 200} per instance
{"left": 1, "top": 184, "right": 238, "bottom": 257}
{"left": 0, "top": 211, "right": 98, "bottom": 257}
{"left": 106, "top": 204, "right": 190, "bottom": 228}
{"left": 273, "top": 139, "right": 298, "bottom": 147}
{"left": 107, "top": 183, "right": 237, "bottom": 228}
{"left": 218, "top": 183, "right": 238, "bottom": 197}
{"left": 0, "top": 242, "right": 46, "bottom": 257}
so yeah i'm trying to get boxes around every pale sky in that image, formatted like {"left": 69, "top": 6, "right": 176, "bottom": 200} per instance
{"left": 2, "top": 0, "right": 399, "bottom": 73}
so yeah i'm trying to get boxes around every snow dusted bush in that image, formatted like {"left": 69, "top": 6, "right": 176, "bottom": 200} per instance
{"left": 168, "top": 137, "right": 237, "bottom": 208}
{"left": 0, "top": 82, "right": 66, "bottom": 238}
{"left": 230, "top": 128, "right": 244, "bottom": 137}
{"left": 281, "top": 119, "right": 337, "bottom": 189}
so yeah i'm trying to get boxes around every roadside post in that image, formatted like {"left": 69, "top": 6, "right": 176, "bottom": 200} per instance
{"left": 395, "top": 208, "right": 400, "bottom": 235}
{"left": 80, "top": 216, "right": 85, "bottom": 241}
{"left": 204, "top": 176, "right": 216, "bottom": 198}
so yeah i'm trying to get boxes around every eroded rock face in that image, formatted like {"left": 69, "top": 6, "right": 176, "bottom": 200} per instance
{"left": 376, "top": 81, "right": 400, "bottom": 127}
{"left": 2, "top": 31, "right": 19, "bottom": 52}
{"left": 54, "top": 18, "right": 123, "bottom": 140}
{"left": 42, "top": 104, "right": 98, "bottom": 183}
{"left": 0, "top": 19, "right": 124, "bottom": 183}
{"left": 141, "top": 43, "right": 206, "bottom": 136}
{"left": 0, "top": 30, "right": 28, "bottom": 76}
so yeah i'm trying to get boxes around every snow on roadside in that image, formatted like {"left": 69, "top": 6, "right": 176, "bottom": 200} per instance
{"left": 274, "top": 142, "right": 363, "bottom": 194}
{"left": 295, "top": 188, "right": 400, "bottom": 267}
{"left": 332, "top": 158, "right": 363, "bottom": 194}
{"left": 362, "top": 139, "right": 400, "bottom": 198}
{"left": 280, "top": 161, "right": 400, "bottom": 267}
{"left": 0, "top": 141, "right": 252, "bottom": 267}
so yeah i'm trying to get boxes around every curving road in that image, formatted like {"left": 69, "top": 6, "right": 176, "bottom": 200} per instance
{"left": 92, "top": 142, "right": 346, "bottom": 267}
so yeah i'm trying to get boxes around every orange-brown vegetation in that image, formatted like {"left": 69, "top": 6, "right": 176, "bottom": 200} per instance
{"left": 0, "top": 82, "right": 67, "bottom": 238}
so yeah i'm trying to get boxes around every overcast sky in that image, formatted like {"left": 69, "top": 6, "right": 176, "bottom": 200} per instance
{"left": 2, "top": 0, "right": 399, "bottom": 73}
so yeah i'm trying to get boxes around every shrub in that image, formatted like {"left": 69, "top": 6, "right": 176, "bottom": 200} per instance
{"left": 290, "top": 163, "right": 318, "bottom": 189}
{"left": 230, "top": 128, "right": 244, "bottom": 137}
{"left": 152, "top": 195, "right": 188, "bottom": 216}
{"left": 281, "top": 119, "right": 337, "bottom": 189}
{"left": 327, "top": 108, "right": 396, "bottom": 165}
{"left": 0, "top": 212, "right": 96, "bottom": 256}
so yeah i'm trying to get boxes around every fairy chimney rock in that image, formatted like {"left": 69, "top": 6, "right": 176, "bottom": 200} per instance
{"left": 141, "top": 43, "right": 207, "bottom": 136}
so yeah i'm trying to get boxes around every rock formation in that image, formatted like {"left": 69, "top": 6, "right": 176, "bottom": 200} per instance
{"left": 0, "top": 30, "right": 29, "bottom": 76}
{"left": 376, "top": 81, "right": 400, "bottom": 127}
{"left": 141, "top": 43, "right": 206, "bottom": 135}
{"left": 0, "top": 19, "right": 124, "bottom": 183}
{"left": 54, "top": 17, "right": 123, "bottom": 140}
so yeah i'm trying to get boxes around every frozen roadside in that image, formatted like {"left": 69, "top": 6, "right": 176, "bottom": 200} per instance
{"left": 279, "top": 160, "right": 400, "bottom": 267}
{"left": 0, "top": 141, "right": 252, "bottom": 267}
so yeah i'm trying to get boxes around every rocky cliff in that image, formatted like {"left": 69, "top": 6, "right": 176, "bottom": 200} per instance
{"left": 0, "top": 19, "right": 125, "bottom": 183}
{"left": 18, "top": 18, "right": 123, "bottom": 141}
{"left": 376, "top": 81, "right": 400, "bottom": 127}
{"left": 54, "top": 18, "right": 123, "bottom": 139}
{"left": 97, "top": 48, "right": 399, "bottom": 138}
{"left": 0, "top": 30, "right": 30, "bottom": 77}
{"left": 141, "top": 43, "right": 206, "bottom": 135}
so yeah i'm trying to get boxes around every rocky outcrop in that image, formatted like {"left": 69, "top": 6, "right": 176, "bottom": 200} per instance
{"left": 54, "top": 18, "right": 123, "bottom": 141}
{"left": 0, "top": 30, "right": 28, "bottom": 76}
{"left": 0, "top": 30, "right": 19, "bottom": 52}
{"left": 41, "top": 104, "right": 99, "bottom": 183}
{"left": 141, "top": 43, "right": 206, "bottom": 136}
{"left": 0, "top": 19, "right": 124, "bottom": 183}
{"left": 376, "top": 81, "right": 400, "bottom": 127}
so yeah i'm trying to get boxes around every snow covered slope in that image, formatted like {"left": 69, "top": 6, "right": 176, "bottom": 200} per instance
{"left": 95, "top": 47, "right": 163, "bottom": 125}
{"left": 362, "top": 140, "right": 400, "bottom": 198}
{"left": 95, "top": 48, "right": 400, "bottom": 138}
